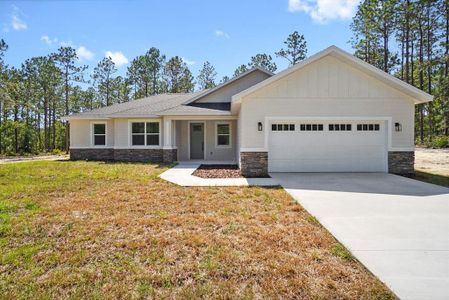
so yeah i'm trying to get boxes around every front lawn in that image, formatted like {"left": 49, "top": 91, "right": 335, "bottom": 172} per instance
{"left": 0, "top": 161, "right": 394, "bottom": 299}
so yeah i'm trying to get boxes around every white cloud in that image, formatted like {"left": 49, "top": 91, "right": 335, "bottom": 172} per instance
{"left": 12, "top": 15, "right": 27, "bottom": 30}
{"left": 7, "top": 5, "right": 28, "bottom": 31}
{"left": 215, "top": 30, "right": 230, "bottom": 39}
{"left": 105, "top": 51, "right": 129, "bottom": 66}
{"left": 181, "top": 57, "right": 195, "bottom": 66}
{"left": 288, "top": 0, "right": 360, "bottom": 23}
{"left": 76, "top": 46, "right": 94, "bottom": 61}
{"left": 41, "top": 35, "right": 58, "bottom": 46}
{"left": 60, "top": 40, "right": 75, "bottom": 47}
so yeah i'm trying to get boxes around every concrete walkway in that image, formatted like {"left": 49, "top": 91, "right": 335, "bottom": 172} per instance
{"left": 159, "top": 163, "right": 278, "bottom": 187}
{"left": 272, "top": 173, "right": 449, "bottom": 300}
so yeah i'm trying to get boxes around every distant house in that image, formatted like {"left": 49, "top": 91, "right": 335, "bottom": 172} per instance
{"left": 64, "top": 46, "right": 432, "bottom": 176}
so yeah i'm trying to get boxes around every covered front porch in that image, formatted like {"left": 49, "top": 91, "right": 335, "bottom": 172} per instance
{"left": 162, "top": 116, "right": 238, "bottom": 163}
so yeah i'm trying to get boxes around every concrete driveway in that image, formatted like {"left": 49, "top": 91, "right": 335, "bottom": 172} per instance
{"left": 271, "top": 173, "right": 449, "bottom": 300}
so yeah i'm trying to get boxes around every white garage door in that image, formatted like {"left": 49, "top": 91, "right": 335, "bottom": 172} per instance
{"left": 268, "top": 120, "right": 387, "bottom": 172}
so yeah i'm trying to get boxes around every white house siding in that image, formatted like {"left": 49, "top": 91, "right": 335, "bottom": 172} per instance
{"left": 195, "top": 70, "right": 271, "bottom": 103}
{"left": 175, "top": 120, "right": 237, "bottom": 161}
{"left": 240, "top": 55, "right": 415, "bottom": 150}
{"left": 70, "top": 119, "right": 114, "bottom": 148}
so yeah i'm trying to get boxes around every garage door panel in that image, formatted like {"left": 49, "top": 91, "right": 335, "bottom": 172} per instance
{"left": 268, "top": 120, "right": 387, "bottom": 172}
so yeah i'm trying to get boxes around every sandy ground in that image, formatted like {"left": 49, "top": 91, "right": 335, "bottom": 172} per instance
{"left": 415, "top": 147, "right": 449, "bottom": 176}
{"left": 0, "top": 155, "right": 69, "bottom": 164}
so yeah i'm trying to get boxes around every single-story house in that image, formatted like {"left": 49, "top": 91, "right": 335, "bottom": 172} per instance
{"left": 64, "top": 46, "right": 433, "bottom": 176}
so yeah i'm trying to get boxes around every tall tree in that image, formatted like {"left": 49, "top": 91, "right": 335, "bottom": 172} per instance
{"left": 127, "top": 47, "right": 165, "bottom": 98}
{"left": 164, "top": 56, "right": 194, "bottom": 93}
{"left": 276, "top": 31, "right": 307, "bottom": 65}
{"left": 92, "top": 57, "right": 117, "bottom": 106}
{"left": 0, "top": 39, "right": 9, "bottom": 153}
{"left": 220, "top": 75, "right": 230, "bottom": 83}
{"left": 52, "top": 47, "right": 87, "bottom": 152}
{"left": 248, "top": 53, "right": 277, "bottom": 72}
{"left": 197, "top": 61, "right": 217, "bottom": 90}
{"left": 233, "top": 64, "right": 248, "bottom": 77}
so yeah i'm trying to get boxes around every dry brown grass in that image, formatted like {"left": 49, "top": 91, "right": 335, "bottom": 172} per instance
{"left": 0, "top": 161, "right": 394, "bottom": 299}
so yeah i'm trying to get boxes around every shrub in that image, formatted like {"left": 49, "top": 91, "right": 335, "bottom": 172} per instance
{"left": 429, "top": 136, "right": 449, "bottom": 149}
{"left": 51, "top": 149, "right": 65, "bottom": 156}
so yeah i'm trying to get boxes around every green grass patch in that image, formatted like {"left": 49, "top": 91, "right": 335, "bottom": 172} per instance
{"left": 414, "top": 171, "right": 449, "bottom": 187}
{"left": 1, "top": 243, "right": 45, "bottom": 266}
{"left": 331, "top": 243, "right": 354, "bottom": 261}
{"left": 306, "top": 215, "right": 321, "bottom": 226}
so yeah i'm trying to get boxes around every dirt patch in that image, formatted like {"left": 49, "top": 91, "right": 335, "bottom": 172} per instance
{"left": 192, "top": 164, "right": 243, "bottom": 178}
{"left": 415, "top": 147, "right": 449, "bottom": 176}
{"left": 192, "top": 164, "right": 271, "bottom": 178}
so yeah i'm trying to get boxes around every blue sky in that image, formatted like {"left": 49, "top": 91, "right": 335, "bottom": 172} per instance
{"left": 1, "top": 0, "right": 360, "bottom": 81}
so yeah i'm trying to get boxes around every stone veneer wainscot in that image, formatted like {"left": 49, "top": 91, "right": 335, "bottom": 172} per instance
{"left": 240, "top": 151, "right": 268, "bottom": 177}
{"left": 70, "top": 148, "right": 177, "bottom": 163}
{"left": 388, "top": 151, "right": 414, "bottom": 175}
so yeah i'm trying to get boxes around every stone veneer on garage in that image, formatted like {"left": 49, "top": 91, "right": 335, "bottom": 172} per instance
{"left": 70, "top": 148, "right": 177, "bottom": 163}
{"left": 388, "top": 151, "right": 415, "bottom": 175}
{"left": 240, "top": 151, "right": 268, "bottom": 177}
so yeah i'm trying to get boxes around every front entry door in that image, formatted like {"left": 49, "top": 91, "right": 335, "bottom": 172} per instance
{"left": 190, "top": 123, "right": 204, "bottom": 159}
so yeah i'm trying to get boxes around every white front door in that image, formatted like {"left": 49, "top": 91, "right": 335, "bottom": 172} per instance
{"left": 268, "top": 120, "right": 388, "bottom": 172}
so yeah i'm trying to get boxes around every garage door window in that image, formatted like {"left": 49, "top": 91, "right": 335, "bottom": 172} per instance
{"left": 272, "top": 124, "right": 295, "bottom": 131}
{"left": 329, "top": 124, "right": 352, "bottom": 131}
{"left": 299, "top": 124, "right": 323, "bottom": 131}
{"left": 357, "top": 124, "right": 380, "bottom": 131}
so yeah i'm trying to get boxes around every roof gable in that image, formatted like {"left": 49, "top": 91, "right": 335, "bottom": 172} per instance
{"left": 185, "top": 67, "right": 273, "bottom": 104}
{"left": 232, "top": 46, "right": 433, "bottom": 105}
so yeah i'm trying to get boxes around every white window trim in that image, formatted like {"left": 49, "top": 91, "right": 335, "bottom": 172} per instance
{"left": 215, "top": 121, "right": 232, "bottom": 148}
{"left": 127, "top": 119, "right": 162, "bottom": 148}
{"left": 90, "top": 121, "right": 107, "bottom": 148}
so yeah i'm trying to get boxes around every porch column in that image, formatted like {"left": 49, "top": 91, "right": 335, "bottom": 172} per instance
{"left": 162, "top": 117, "right": 177, "bottom": 163}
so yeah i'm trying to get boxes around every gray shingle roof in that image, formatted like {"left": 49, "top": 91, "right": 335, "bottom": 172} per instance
{"left": 64, "top": 67, "right": 274, "bottom": 120}
{"left": 65, "top": 92, "right": 231, "bottom": 119}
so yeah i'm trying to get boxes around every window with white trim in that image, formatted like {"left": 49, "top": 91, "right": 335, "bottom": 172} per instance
{"left": 216, "top": 123, "right": 231, "bottom": 147}
{"left": 93, "top": 123, "right": 106, "bottom": 146}
{"left": 131, "top": 122, "right": 160, "bottom": 146}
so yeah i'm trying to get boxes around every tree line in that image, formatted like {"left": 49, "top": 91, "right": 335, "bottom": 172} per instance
{"left": 351, "top": 0, "right": 449, "bottom": 147}
{"left": 0, "top": 31, "right": 306, "bottom": 155}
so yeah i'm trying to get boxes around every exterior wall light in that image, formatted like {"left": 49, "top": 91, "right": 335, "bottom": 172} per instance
{"left": 258, "top": 122, "right": 263, "bottom": 131}
{"left": 395, "top": 122, "right": 402, "bottom": 132}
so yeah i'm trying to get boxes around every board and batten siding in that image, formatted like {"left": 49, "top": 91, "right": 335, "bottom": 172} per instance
{"left": 239, "top": 55, "right": 415, "bottom": 150}
{"left": 195, "top": 70, "right": 271, "bottom": 103}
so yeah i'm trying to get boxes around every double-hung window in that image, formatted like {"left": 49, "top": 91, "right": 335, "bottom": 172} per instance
{"left": 216, "top": 123, "right": 231, "bottom": 147}
{"left": 93, "top": 123, "right": 106, "bottom": 146}
{"left": 131, "top": 121, "right": 160, "bottom": 146}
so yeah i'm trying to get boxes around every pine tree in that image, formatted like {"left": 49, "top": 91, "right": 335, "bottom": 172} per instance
{"left": 93, "top": 57, "right": 117, "bottom": 106}
{"left": 276, "top": 31, "right": 307, "bottom": 65}
{"left": 197, "top": 61, "right": 217, "bottom": 90}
